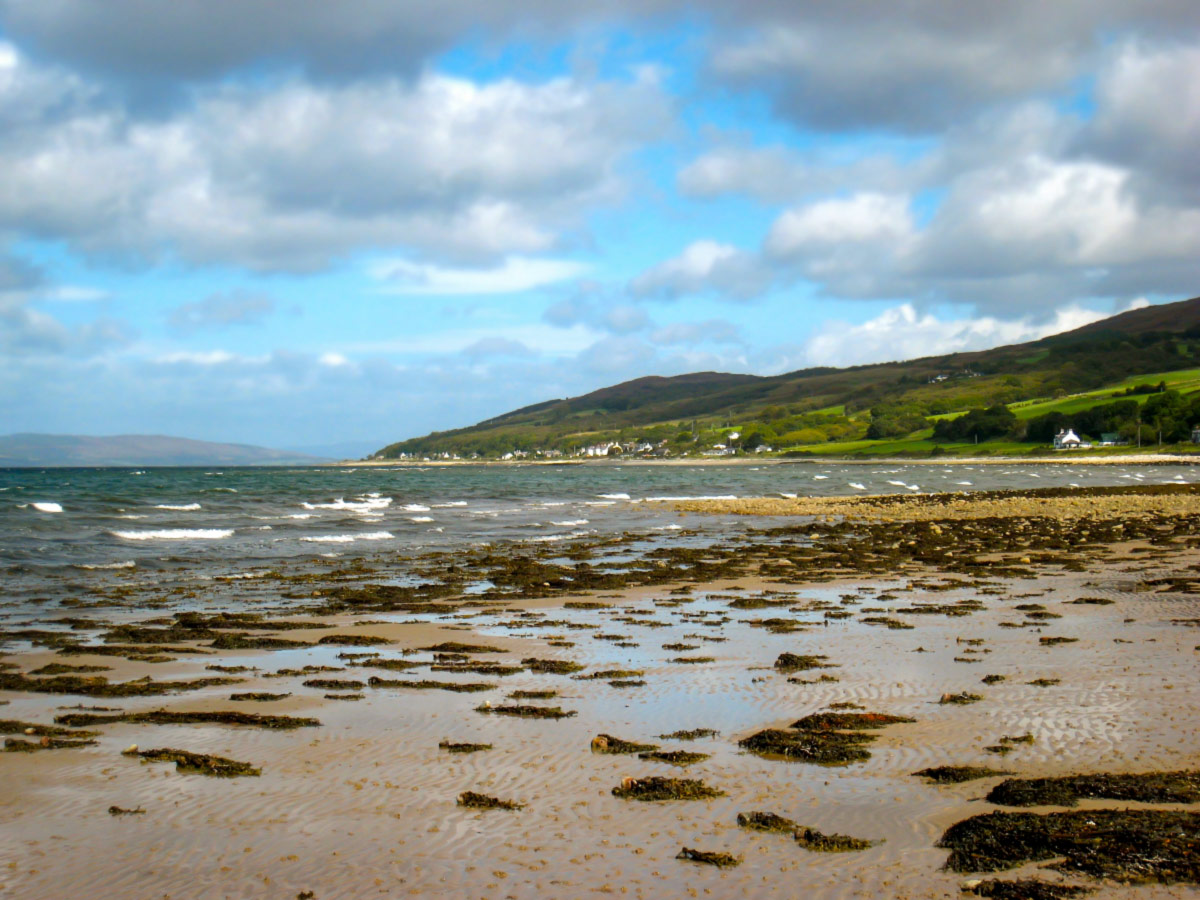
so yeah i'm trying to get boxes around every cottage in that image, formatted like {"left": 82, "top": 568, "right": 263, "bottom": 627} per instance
{"left": 1053, "top": 428, "right": 1082, "bottom": 450}
{"left": 1192, "top": 425, "right": 1200, "bottom": 444}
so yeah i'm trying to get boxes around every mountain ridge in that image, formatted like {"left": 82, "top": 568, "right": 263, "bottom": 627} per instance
{"left": 0, "top": 433, "right": 329, "bottom": 467}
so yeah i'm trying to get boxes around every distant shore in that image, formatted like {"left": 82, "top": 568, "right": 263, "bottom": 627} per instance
{"left": 336, "top": 451, "right": 1199, "bottom": 467}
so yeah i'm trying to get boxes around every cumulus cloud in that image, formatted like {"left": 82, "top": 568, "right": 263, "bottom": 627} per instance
{"left": 168, "top": 290, "right": 275, "bottom": 333}
{"left": 0, "top": 54, "right": 669, "bottom": 270}
{"left": 801, "top": 300, "right": 1149, "bottom": 368}
{"left": 374, "top": 256, "right": 588, "bottom": 295}
{"left": 631, "top": 240, "right": 772, "bottom": 300}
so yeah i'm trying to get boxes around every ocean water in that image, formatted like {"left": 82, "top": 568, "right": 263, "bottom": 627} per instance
{"left": 1, "top": 461, "right": 1194, "bottom": 613}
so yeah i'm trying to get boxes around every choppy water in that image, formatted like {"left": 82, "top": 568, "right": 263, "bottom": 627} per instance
{"left": 1, "top": 461, "right": 1195, "bottom": 612}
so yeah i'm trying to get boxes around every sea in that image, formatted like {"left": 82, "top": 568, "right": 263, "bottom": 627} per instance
{"left": 1, "top": 461, "right": 1195, "bottom": 617}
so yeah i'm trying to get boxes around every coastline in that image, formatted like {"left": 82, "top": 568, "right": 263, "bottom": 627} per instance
{"left": 335, "top": 451, "right": 1200, "bottom": 467}
{"left": 2, "top": 483, "right": 1199, "bottom": 898}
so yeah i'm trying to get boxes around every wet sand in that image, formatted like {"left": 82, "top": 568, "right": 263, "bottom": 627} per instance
{"left": 2, "top": 488, "right": 1199, "bottom": 899}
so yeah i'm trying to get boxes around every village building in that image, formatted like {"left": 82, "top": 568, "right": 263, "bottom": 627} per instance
{"left": 1052, "top": 428, "right": 1089, "bottom": 450}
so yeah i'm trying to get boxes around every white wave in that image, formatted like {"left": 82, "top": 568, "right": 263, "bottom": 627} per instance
{"left": 409, "top": 516, "right": 433, "bottom": 523}
{"left": 598, "top": 492, "right": 631, "bottom": 500}
{"left": 285, "top": 513, "right": 314, "bottom": 519}
{"left": 955, "top": 481, "right": 973, "bottom": 485}
{"left": 207, "top": 487, "right": 238, "bottom": 493}
{"left": 550, "top": 519, "right": 588, "bottom": 527}
{"left": 432, "top": 501, "right": 468, "bottom": 508}
{"left": 75, "top": 560, "right": 136, "bottom": 570}
{"left": 813, "top": 475, "right": 828, "bottom": 480}
{"left": 302, "top": 496, "right": 393, "bottom": 514}
{"left": 29, "top": 502, "right": 63, "bottom": 513}
{"left": 154, "top": 502, "right": 201, "bottom": 511}
{"left": 403, "top": 504, "right": 431, "bottom": 512}
{"left": 585, "top": 501, "right": 616, "bottom": 507}
{"left": 886, "top": 480, "right": 907, "bottom": 486}
{"left": 652, "top": 524, "right": 683, "bottom": 531}
{"left": 300, "top": 531, "right": 394, "bottom": 543}
{"left": 778, "top": 492, "right": 798, "bottom": 499}
{"left": 112, "top": 528, "right": 233, "bottom": 541}
{"left": 117, "top": 514, "right": 147, "bottom": 519}
{"left": 849, "top": 482, "right": 867, "bottom": 490}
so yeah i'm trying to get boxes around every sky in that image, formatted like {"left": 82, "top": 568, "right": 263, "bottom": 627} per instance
{"left": 1, "top": 2, "right": 1198, "bottom": 456}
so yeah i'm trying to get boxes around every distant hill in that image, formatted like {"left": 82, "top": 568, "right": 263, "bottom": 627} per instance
{"left": 0, "top": 433, "right": 329, "bottom": 467}
{"left": 376, "top": 295, "right": 1200, "bottom": 458}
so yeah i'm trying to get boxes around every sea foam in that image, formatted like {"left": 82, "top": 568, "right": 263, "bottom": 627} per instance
{"left": 112, "top": 528, "right": 233, "bottom": 541}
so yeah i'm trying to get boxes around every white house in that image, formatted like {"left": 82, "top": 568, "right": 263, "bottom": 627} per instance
{"left": 1053, "top": 428, "right": 1083, "bottom": 450}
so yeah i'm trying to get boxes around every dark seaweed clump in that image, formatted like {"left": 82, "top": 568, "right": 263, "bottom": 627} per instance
{"left": 457, "top": 791, "right": 522, "bottom": 810}
{"left": 987, "top": 771, "right": 1200, "bottom": 807}
{"left": 209, "top": 634, "right": 310, "bottom": 650}
{"left": 229, "top": 692, "right": 291, "bottom": 702}
{"left": 938, "top": 809, "right": 1200, "bottom": 882}
{"left": 591, "top": 734, "right": 657, "bottom": 754}
{"left": 638, "top": 750, "right": 709, "bottom": 766}
{"left": 5, "top": 736, "right": 97, "bottom": 752}
{"left": 963, "top": 880, "right": 1093, "bottom": 900}
{"left": 107, "top": 805, "right": 146, "bottom": 816}
{"left": 794, "top": 827, "right": 877, "bottom": 852}
{"left": 438, "top": 741, "right": 492, "bottom": 753}
{"left": 508, "top": 689, "right": 556, "bottom": 699}
{"left": 475, "top": 703, "right": 576, "bottom": 719}
{"left": 303, "top": 678, "right": 364, "bottom": 691}
{"left": 422, "top": 642, "right": 506, "bottom": 654}
{"left": 368, "top": 678, "right": 494, "bottom": 693}
{"left": 773, "top": 653, "right": 833, "bottom": 673}
{"left": 127, "top": 747, "right": 260, "bottom": 777}
{"left": 0, "top": 718, "right": 100, "bottom": 738}
{"left": 521, "top": 657, "right": 584, "bottom": 675}
{"left": 914, "top": 766, "right": 1013, "bottom": 784}
{"left": 611, "top": 776, "right": 724, "bottom": 801}
{"left": 676, "top": 847, "right": 740, "bottom": 868}
{"left": 940, "top": 692, "right": 983, "bottom": 705}
{"left": 315, "top": 634, "right": 392, "bottom": 646}
{"left": 740, "top": 711, "right": 913, "bottom": 766}
{"left": 737, "top": 811, "right": 797, "bottom": 832}
{"left": 0, "top": 672, "right": 238, "bottom": 698}
{"left": 659, "top": 728, "right": 718, "bottom": 741}
{"left": 56, "top": 709, "right": 319, "bottom": 730}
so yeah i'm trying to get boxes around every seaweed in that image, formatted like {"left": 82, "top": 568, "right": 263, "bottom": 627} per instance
{"left": 229, "top": 692, "right": 291, "bottom": 702}
{"left": 659, "top": 728, "right": 718, "bottom": 740}
{"left": 1028, "top": 678, "right": 1061, "bottom": 687}
{"left": 591, "top": 734, "right": 657, "bottom": 754}
{"left": 738, "top": 728, "right": 873, "bottom": 765}
{"left": 302, "top": 679, "right": 364, "bottom": 691}
{"left": 638, "top": 750, "right": 709, "bottom": 766}
{"left": 986, "top": 771, "right": 1200, "bottom": 807}
{"left": 30, "top": 663, "right": 110, "bottom": 675}
{"left": 508, "top": 689, "right": 557, "bottom": 699}
{"left": 940, "top": 692, "right": 983, "bottom": 705}
{"left": 914, "top": 766, "right": 1014, "bottom": 784}
{"left": 963, "top": 880, "right": 1092, "bottom": 899}
{"left": 773, "top": 653, "right": 834, "bottom": 673}
{"left": 676, "top": 847, "right": 740, "bottom": 868}
{"left": 608, "top": 679, "right": 646, "bottom": 688}
{"left": 1069, "top": 597, "right": 1114, "bottom": 605}
{"left": 457, "top": 791, "right": 522, "bottom": 810}
{"left": 981, "top": 674, "right": 1007, "bottom": 685}
{"left": 520, "top": 657, "right": 584, "bottom": 675}
{"left": 4, "top": 736, "right": 98, "bottom": 752}
{"left": 0, "top": 718, "right": 100, "bottom": 737}
{"left": 369, "top": 678, "right": 494, "bottom": 693}
{"left": 107, "top": 805, "right": 146, "bottom": 816}
{"left": 1039, "top": 637, "right": 1078, "bottom": 646}
{"left": 575, "top": 669, "right": 643, "bottom": 680}
{"left": 790, "top": 712, "right": 914, "bottom": 731}
{"left": 438, "top": 741, "right": 492, "bottom": 753}
{"left": 55, "top": 709, "right": 320, "bottom": 729}
{"left": 209, "top": 634, "right": 311, "bottom": 650}
{"left": 126, "top": 747, "right": 260, "bottom": 777}
{"left": 361, "top": 658, "right": 423, "bottom": 672}
{"left": 611, "top": 776, "right": 724, "bottom": 801}
{"left": 315, "top": 634, "right": 392, "bottom": 646}
{"left": 429, "top": 663, "right": 524, "bottom": 676}
{"left": 937, "top": 809, "right": 1200, "bottom": 882}
{"left": 421, "top": 642, "right": 505, "bottom": 654}
{"left": 670, "top": 656, "right": 715, "bottom": 664}
{"left": 475, "top": 703, "right": 576, "bottom": 719}
{"left": 794, "top": 827, "right": 877, "bottom": 852}
{"left": 0, "top": 672, "right": 238, "bottom": 698}
{"left": 324, "top": 693, "right": 362, "bottom": 700}
{"left": 737, "top": 811, "right": 797, "bottom": 833}
{"left": 661, "top": 643, "right": 698, "bottom": 651}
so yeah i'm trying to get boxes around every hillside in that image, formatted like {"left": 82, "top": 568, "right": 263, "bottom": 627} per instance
{"left": 376, "top": 296, "right": 1200, "bottom": 459}
{"left": 0, "top": 434, "right": 328, "bottom": 467}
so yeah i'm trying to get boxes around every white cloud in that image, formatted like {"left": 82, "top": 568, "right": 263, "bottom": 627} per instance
{"left": 801, "top": 300, "right": 1147, "bottom": 368}
{"left": 0, "top": 57, "right": 669, "bottom": 270}
{"left": 631, "top": 239, "right": 771, "bottom": 300}
{"left": 374, "top": 256, "right": 588, "bottom": 295}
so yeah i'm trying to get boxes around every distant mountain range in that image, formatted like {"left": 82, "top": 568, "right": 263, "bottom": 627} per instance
{"left": 376, "top": 294, "right": 1200, "bottom": 458}
{"left": 0, "top": 433, "right": 330, "bottom": 467}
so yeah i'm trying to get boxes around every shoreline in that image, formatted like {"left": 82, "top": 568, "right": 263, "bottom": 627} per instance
{"left": 336, "top": 451, "right": 1200, "bottom": 467}
{"left": 2, "top": 484, "right": 1199, "bottom": 898}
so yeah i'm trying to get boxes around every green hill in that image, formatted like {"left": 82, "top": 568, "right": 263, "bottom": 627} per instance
{"left": 376, "top": 296, "right": 1200, "bottom": 459}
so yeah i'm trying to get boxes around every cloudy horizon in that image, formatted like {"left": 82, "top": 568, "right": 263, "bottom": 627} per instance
{"left": 1, "top": 2, "right": 1198, "bottom": 452}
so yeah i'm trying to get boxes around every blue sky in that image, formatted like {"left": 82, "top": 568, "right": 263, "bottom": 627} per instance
{"left": 1, "top": 2, "right": 1198, "bottom": 455}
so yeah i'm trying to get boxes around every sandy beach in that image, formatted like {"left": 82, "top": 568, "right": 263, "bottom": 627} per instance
{"left": 2, "top": 485, "right": 1199, "bottom": 899}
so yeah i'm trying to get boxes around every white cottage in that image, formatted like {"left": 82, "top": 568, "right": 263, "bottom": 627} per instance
{"left": 1053, "top": 428, "right": 1082, "bottom": 450}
